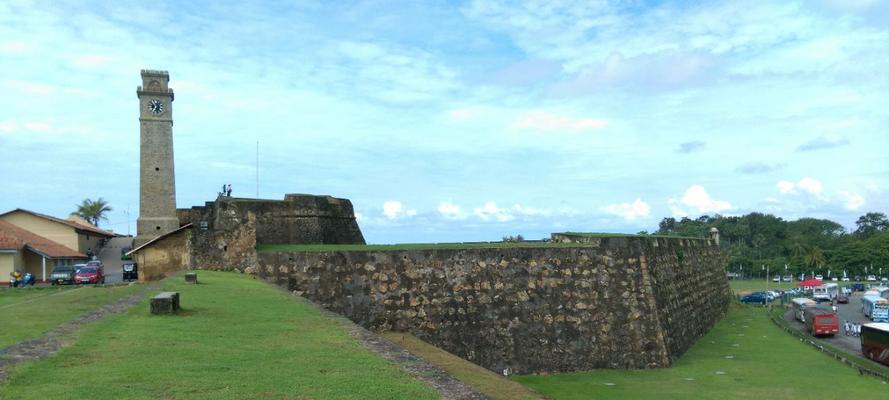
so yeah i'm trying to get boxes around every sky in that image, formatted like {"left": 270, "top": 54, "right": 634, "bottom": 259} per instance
{"left": 1, "top": 0, "right": 887, "bottom": 244}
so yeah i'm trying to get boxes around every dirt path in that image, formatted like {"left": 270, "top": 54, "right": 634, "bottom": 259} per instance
{"left": 0, "top": 283, "right": 156, "bottom": 382}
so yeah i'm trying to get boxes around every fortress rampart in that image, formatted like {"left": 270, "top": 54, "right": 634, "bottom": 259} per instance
{"left": 255, "top": 236, "right": 730, "bottom": 374}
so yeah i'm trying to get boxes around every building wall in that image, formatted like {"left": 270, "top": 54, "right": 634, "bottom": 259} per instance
{"left": 134, "top": 229, "right": 190, "bottom": 282}
{"left": 77, "top": 232, "right": 104, "bottom": 255}
{"left": 22, "top": 250, "right": 51, "bottom": 281}
{"left": 0, "top": 252, "right": 17, "bottom": 283}
{"left": 256, "top": 237, "right": 731, "bottom": 374}
{"left": 1, "top": 212, "right": 78, "bottom": 251}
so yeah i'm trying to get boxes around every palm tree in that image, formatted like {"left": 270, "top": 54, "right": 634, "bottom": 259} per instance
{"left": 805, "top": 246, "right": 825, "bottom": 269}
{"left": 74, "top": 198, "right": 113, "bottom": 226}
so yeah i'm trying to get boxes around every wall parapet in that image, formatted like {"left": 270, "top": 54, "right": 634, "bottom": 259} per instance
{"left": 257, "top": 236, "right": 730, "bottom": 374}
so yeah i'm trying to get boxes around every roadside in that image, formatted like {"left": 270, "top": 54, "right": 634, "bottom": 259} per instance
{"left": 96, "top": 236, "right": 134, "bottom": 284}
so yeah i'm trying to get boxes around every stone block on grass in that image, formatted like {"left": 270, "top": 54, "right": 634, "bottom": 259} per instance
{"left": 151, "top": 291, "right": 180, "bottom": 315}
{"left": 185, "top": 272, "right": 198, "bottom": 284}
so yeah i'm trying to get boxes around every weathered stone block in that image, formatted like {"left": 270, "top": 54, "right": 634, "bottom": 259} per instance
{"left": 185, "top": 272, "right": 198, "bottom": 284}
{"left": 151, "top": 291, "right": 180, "bottom": 314}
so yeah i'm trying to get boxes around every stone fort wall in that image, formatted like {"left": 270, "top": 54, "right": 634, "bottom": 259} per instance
{"left": 188, "top": 194, "right": 365, "bottom": 271}
{"left": 255, "top": 236, "right": 730, "bottom": 374}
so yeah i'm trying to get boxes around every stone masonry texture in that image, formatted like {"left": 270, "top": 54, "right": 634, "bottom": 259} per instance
{"left": 136, "top": 69, "right": 179, "bottom": 246}
{"left": 254, "top": 236, "right": 731, "bottom": 374}
{"left": 189, "top": 194, "right": 364, "bottom": 272}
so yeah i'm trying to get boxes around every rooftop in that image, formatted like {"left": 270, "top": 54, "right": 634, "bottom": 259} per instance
{"left": 0, "top": 220, "right": 86, "bottom": 259}
{"left": 0, "top": 208, "right": 114, "bottom": 238}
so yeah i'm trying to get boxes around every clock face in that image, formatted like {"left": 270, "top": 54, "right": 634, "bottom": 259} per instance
{"left": 148, "top": 99, "right": 164, "bottom": 115}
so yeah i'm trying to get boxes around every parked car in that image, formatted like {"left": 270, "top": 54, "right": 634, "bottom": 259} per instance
{"left": 815, "top": 274, "right": 824, "bottom": 281}
{"left": 842, "top": 277, "right": 850, "bottom": 282}
{"left": 837, "top": 294, "right": 849, "bottom": 304}
{"left": 86, "top": 260, "right": 103, "bottom": 268}
{"left": 49, "top": 266, "right": 76, "bottom": 285}
{"left": 782, "top": 275, "right": 793, "bottom": 282}
{"left": 741, "top": 292, "right": 768, "bottom": 304}
{"left": 867, "top": 275, "right": 877, "bottom": 281}
{"left": 772, "top": 275, "right": 781, "bottom": 282}
{"left": 853, "top": 283, "right": 866, "bottom": 292}
{"left": 74, "top": 266, "right": 105, "bottom": 284}
{"left": 122, "top": 263, "right": 138, "bottom": 281}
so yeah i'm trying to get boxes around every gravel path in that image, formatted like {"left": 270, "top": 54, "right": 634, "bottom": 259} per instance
{"left": 0, "top": 283, "right": 156, "bottom": 382}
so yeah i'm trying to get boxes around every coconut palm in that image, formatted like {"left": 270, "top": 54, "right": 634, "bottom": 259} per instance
{"left": 74, "top": 198, "right": 113, "bottom": 226}
{"left": 805, "top": 246, "right": 825, "bottom": 269}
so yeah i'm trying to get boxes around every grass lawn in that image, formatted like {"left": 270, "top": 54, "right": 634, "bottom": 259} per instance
{"left": 381, "top": 332, "right": 542, "bottom": 400}
{"left": 514, "top": 304, "right": 887, "bottom": 400}
{"left": 0, "top": 284, "right": 141, "bottom": 348}
{"left": 0, "top": 271, "right": 438, "bottom": 400}
{"left": 258, "top": 241, "right": 591, "bottom": 252}
{"left": 729, "top": 280, "right": 798, "bottom": 294}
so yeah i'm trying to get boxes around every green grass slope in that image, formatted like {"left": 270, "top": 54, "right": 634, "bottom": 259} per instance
{"left": 515, "top": 304, "right": 887, "bottom": 400}
{"left": 0, "top": 271, "right": 438, "bottom": 400}
{"left": 0, "top": 285, "right": 140, "bottom": 348}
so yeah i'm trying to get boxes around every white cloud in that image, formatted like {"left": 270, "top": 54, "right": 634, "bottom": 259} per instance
{"left": 71, "top": 54, "right": 113, "bottom": 68}
{"left": 838, "top": 191, "right": 865, "bottom": 210}
{"left": 672, "top": 185, "right": 732, "bottom": 214}
{"left": 777, "top": 178, "right": 824, "bottom": 196}
{"left": 473, "top": 201, "right": 514, "bottom": 222}
{"left": 23, "top": 121, "right": 52, "bottom": 133}
{"left": 437, "top": 202, "right": 463, "bottom": 219}
{"left": 513, "top": 111, "right": 607, "bottom": 132}
{"left": 0, "top": 120, "right": 17, "bottom": 134}
{"left": 798, "top": 177, "right": 823, "bottom": 195}
{"left": 382, "top": 201, "right": 416, "bottom": 220}
{"left": 605, "top": 198, "right": 651, "bottom": 221}
{"left": 446, "top": 108, "right": 480, "bottom": 122}
{"left": 3, "top": 80, "right": 55, "bottom": 95}
{"left": 777, "top": 180, "right": 796, "bottom": 194}
{"left": 0, "top": 42, "right": 31, "bottom": 53}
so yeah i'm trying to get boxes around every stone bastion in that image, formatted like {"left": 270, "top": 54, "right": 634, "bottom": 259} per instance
{"left": 254, "top": 234, "right": 731, "bottom": 374}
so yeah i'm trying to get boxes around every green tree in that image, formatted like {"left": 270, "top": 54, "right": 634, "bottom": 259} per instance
{"left": 854, "top": 212, "right": 889, "bottom": 237}
{"left": 74, "top": 198, "right": 113, "bottom": 226}
{"left": 805, "top": 246, "right": 825, "bottom": 269}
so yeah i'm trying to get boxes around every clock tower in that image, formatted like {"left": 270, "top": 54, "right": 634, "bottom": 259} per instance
{"left": 135, "top": 69, "right": 179, "bottom": 246}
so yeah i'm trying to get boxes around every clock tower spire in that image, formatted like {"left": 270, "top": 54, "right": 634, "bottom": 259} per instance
{"left": 135, "top": 69, "right": 179, "bottom": 246}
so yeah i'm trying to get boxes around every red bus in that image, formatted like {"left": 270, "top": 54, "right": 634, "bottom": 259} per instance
{"left": 803, "top": 308, "right": 839, "bottom": 336}
{"left": 861, "top": 323, "right": 889, "bottom": 366}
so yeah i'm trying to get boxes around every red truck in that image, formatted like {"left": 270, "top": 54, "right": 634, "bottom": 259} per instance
{"left": 804, "top": 308, "right": 839, "bottom": 336}
{"left": 861, "top": 323, "right": 889, "bottom": 366}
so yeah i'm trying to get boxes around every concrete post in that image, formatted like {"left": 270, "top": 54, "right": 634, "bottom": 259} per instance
{"left": 41, "top": 256, "right": 46, "bottom": 282}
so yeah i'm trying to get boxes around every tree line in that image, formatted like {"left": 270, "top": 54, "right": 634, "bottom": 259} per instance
{"left": 653, "top": 212, "right": 889, "bottom": 278}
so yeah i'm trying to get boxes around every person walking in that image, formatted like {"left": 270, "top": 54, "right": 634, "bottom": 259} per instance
{"left": 844, "top": 320, "right": 850, "bottom": 336}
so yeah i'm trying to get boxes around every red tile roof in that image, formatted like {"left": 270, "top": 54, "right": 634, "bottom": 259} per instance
{"left": 0, "top": 209, "right": 114, "bottom": 237}
{"left": 0, "top": 220, "right": 87, "bottom": 258}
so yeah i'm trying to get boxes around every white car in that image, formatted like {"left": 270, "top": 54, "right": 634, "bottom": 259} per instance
{"left": 815, "top": 275, "right": 824, "bottom": 281}
{"left": 782, "top": 275, "right": 793, "bottom": 282}
{"left": 831, "top": 277, "right": 839, "bottom": 282}
{"left": 867, "top": 275, "right": 877, "bottom": 281}
{"left": 841, "top": 277, "right": 850, "bottom": 282}
{"left": 772, "top": 275, "right": 781, "bottom": 282}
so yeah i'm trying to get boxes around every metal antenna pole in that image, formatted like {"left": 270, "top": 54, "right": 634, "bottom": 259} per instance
{"left": 256, "top": 140, "right": 259, "bottom": 198}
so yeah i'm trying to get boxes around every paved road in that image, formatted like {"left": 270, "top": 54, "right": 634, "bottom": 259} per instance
{"left": 783, "top": 292, "right": 872, "bottom": 355}
{"left": 97, "top": 236, "right": 134, "bottom": 284}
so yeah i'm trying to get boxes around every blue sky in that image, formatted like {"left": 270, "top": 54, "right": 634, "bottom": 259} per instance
{"left": 1, "top": 0, "right": 887, "bottom": 243}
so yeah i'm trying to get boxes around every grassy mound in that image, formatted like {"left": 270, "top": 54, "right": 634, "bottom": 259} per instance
{"left": 0, "top": 271, "right": 437, "bottom": 400}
